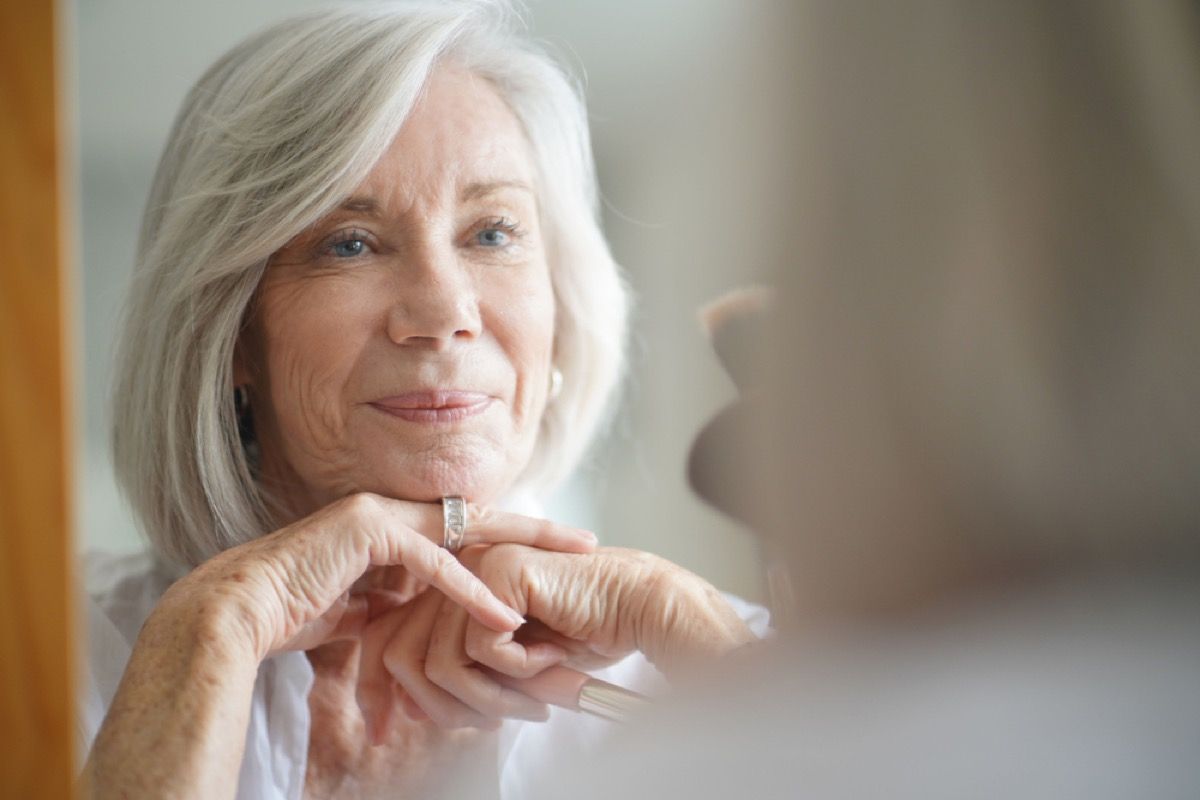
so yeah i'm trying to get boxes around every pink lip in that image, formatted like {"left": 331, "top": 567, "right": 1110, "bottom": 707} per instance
{"left": 369, "top": 391, "right": 494, "bottom": 423}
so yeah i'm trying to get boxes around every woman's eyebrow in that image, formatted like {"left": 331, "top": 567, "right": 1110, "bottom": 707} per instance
{"left": 336, "top": 183, "right": 531, "bottom": 213}
{"left": 460, "top": 180, "right": 534, "bottom": 202}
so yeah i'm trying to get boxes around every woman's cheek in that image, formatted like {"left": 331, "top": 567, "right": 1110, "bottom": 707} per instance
{"left": 297, "top": 368, "right": 350, "bottom": 451}
{"left": 268, "top": 326, "right": 358, "bottom": 456}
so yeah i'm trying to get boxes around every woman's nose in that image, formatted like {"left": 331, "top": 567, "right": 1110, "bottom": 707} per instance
{"left": 385, "top": 250, "right": 482, "bottom": 349}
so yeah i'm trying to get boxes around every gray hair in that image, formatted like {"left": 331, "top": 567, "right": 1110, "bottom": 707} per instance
{"left": 112, "top": 0, "right": 629, "bottom": 569}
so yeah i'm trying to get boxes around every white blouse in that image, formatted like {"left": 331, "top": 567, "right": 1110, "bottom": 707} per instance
{"left": 77, "top": 549, "right": 769, "bottom": 799}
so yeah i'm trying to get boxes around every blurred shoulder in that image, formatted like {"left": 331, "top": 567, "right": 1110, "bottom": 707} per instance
{"left": 82, "top": 549, "right": 182, "bottom": 644}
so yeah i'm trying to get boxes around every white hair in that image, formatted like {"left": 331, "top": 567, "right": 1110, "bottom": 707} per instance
{"left": 112, "top": 0, "right": 630, "bottom": 569}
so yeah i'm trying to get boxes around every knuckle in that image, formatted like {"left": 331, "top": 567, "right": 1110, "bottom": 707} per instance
{"left": 510, "top": 655, "right": 542, "bottom": 678}
{"left": 463, "top": 638, "right": 504, "bottom": 672}
{"left": 536, "top": 518, "right": 557, "bottom": 540}
{"left": 427, "top": 549, "right": 455, "bottom": 587}
{"left": 424, "top": 659, "right": 452, "bottom": 687}
{"left": 463, "top": 637, "right": 485, "bottom": 663}
{"left": 342, "top": 491, "right": 381, "bottom": 519}
{"left": 340, "top": 493, "right": 384, "bottom": 547}
{"left": 466, "top": 575, "right": 491, "bottom": 606}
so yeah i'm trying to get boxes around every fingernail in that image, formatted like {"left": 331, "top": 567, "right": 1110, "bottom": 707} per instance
{"left": 503, "top": 607, "right": 526, "bottom": 628}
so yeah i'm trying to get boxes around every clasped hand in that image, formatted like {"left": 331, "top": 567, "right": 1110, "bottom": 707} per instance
{"left": 356, "top": 542, "right": 755, "bottom": 741}
{"left": 157, "top": 493, "right": 752, "bottom": 744}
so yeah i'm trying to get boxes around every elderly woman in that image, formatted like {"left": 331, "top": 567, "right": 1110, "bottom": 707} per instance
{"left": 79, "top": 3, "right": 763, "bottom": 798}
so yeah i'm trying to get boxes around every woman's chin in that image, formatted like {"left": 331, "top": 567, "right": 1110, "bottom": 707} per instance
{"left": 363, "top": 455, "right": 514, "bottom": 505}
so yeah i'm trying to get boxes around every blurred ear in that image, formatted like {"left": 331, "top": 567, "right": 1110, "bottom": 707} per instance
{"left": 697, "top": 286, "right": 772, "bottom": 392}
{"left": 688, "top": 286, "right": 773, "bottom": 525}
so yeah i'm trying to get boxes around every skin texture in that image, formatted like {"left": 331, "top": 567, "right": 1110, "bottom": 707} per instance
{"left": 241, "top": 65, "right": 555, "bottom": 519}
{"left": 83, "top": 493, "right": 595, "bottom": 799}
{"left": 84, "top": 65, "right": 750, "bottom": 800}
{"left": 355, "top": 545, "right": 756, "bottom": 737}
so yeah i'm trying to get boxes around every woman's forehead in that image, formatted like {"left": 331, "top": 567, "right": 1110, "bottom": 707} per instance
{"left": 352, "top": 65, "right": 537, "bottom": 209}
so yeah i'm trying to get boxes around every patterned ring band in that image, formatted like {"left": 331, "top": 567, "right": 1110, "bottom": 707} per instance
{"left": 441, "top": 496, "right": 467, "bottom": 553}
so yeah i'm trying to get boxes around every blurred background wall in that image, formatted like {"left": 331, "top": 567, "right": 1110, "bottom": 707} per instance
{"left": 73, "top": 0, "right": 790, "bottom": 603}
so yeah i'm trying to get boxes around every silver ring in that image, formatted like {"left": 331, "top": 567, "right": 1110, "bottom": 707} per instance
{"left": 442, "top": 496, "right": 467, "bottom": 553}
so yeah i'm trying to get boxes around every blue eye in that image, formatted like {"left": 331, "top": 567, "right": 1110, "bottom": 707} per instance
{"left": 474, "top": 217, "right": 523, "bottom": 249}
{"left": 476, "top": 228, "right": 510, "bottom": 247}
{"left": 330, "top": 238, "right": 367, "bottom": 258}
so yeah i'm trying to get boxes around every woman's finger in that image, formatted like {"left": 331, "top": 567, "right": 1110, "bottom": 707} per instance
{"left": 464, "top": 507, "right": 597, "bottom": 553}
{"left": 353, "top": 498, "right": 594, "bottom": 635}
{"left": 374, "top": 496, "right": 596, "bottom": 553}
{"left": 486, "top": 665, "right": 593, "bottom": 711}
{"left": 399, "top": 690, "right": 429, "bottom": 722}
{"left": 513, "top": 619, "right": 627, "bottom": 671}
{"left": 363, "top": 521, "right": 524, "bottom": 634}
{"left": 378, "top": 592, "right": 497, "bottom": 730}
{"left": 463, "top": 615, "right": 571, "bottom": 680}
{"left": 424, "top": 600, "right": 553, "bottom": 721}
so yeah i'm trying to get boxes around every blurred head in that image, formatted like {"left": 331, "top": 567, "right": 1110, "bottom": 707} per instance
{"left": 113, "top": 1, "right": 629, "bottom": 567}
{"left": 697, "top": 0, "right": 1200, "bottom": 626}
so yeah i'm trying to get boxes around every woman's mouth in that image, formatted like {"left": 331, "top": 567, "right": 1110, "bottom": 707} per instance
{"left": 369, "top": 391, "right": 494, "bottom": 423}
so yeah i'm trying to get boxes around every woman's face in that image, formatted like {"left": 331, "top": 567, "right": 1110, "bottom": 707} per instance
{"left": 239, "top": 65, "right": 555, "bottom": 513}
